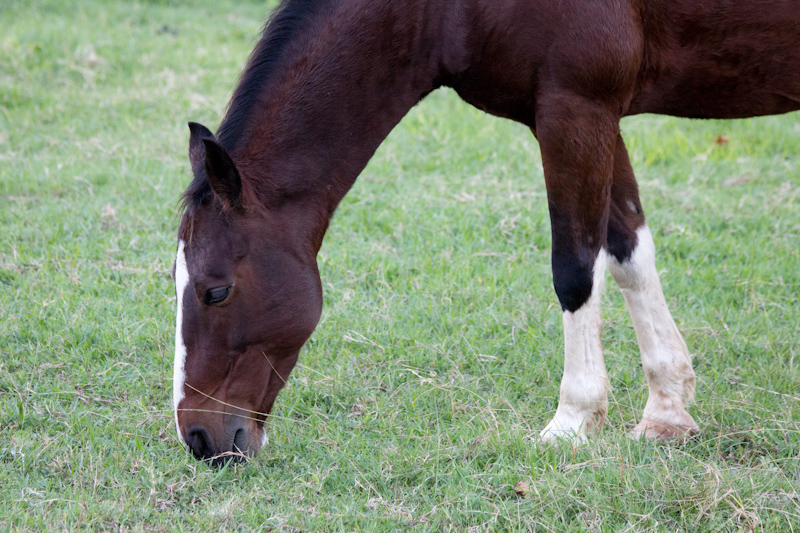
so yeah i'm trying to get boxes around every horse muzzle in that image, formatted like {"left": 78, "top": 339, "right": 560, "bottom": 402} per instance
{"left": 180, "top": 417, "right": 265, "bottom": 467}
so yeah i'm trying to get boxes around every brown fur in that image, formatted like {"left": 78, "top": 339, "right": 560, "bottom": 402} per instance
{"left": 175, "top": 0, "right": 800, "bottom": 463}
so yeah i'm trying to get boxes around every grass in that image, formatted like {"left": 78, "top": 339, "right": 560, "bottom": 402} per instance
{"left": 1, "top": 0, "right": 799, "bottom": 530}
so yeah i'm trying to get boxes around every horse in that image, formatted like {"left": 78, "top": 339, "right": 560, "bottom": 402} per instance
{"left": 173, "top": 0, "right": 800, "bottom": 465}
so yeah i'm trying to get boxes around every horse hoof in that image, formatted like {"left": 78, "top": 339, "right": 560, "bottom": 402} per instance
{"left": 538, "top": 411, "right": 600, "bottom": 444}
{"left": 538, "top": 428, "right": 589, "bottom": 445}
{"left": 631, "top": 413, "right": 699, "bottom": 441}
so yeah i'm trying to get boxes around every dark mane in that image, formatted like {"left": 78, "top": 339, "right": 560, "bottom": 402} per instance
{"left": 182, "top": 0, "right": 334, "bottom": 216}
{"left": 216, "top": 0, "right": 334, "bottom": 150}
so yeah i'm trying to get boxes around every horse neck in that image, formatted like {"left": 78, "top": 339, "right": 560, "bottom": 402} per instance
{"left": 222, "top": 0, "right": 467, "bottom": 251}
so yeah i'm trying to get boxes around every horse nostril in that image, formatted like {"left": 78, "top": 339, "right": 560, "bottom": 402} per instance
{"left": 185, "top": 427, "right": 214, "bottom": 461}
{"left": 185, "top": 425, "right": 250, "bottom": 467}
{"left": 233, "top": 428, "right": 248, "bottom": 453}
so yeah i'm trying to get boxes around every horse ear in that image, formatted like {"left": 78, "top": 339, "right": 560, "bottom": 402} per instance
{"left": 202, "top": 137, "right": 243, "bottom": 210}
{"left": 188, "top": 122, "right": 215, "bottom": 177}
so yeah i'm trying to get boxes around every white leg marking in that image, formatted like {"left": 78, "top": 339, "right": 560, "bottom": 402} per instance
{"left": 608, "top": 226, "right": 698, "bottom": 439}
{"left": 173, "top": 240, "right": 189, "bottom": 446}
{"left": 540, "top": 250, "right": 610, "bottom": 443}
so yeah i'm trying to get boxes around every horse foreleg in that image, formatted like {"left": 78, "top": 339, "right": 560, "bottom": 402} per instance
{"left": 539, "top": 248, "right": 610, "bottom": 443}
{"left": 535, "top": 93, "right": 618, "bottom": 443}
{"left": 606, "top": 136, "right": 699, "bottom": 440}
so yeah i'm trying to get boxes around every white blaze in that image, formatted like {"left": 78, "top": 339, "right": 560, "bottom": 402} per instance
{"left": 173, "top": 240, "right": 190, "bottom": 446}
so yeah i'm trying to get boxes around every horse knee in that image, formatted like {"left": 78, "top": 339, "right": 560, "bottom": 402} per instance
{"left": 552, "top": 248, "right": 601, "bottom": 313}
{"left": 606, "top": 219, "right": 638, "bottom": 264}
{"left": 606, "top": 195, "right": 644, "bottom": 264}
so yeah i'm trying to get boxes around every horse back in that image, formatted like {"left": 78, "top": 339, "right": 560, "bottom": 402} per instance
{"left": 449, "top": 0, "right": 800, "bottom": 122}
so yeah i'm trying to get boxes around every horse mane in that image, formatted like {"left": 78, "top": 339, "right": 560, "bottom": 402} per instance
{"left": 181, "top": 0, "right": 334, "bottom": 219}
{"left": 216, "top": 0, "right": 335, "bottom": 149}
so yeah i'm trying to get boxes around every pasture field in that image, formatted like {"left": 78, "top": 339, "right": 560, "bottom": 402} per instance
{"left": 2, "top": 0, "right": 799, "bottom": 530}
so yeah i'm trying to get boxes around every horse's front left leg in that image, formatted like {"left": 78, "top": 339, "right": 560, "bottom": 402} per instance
{"left": 535, "top": 92, "right": 619, "bottom": 443}
{"left": 606, "top": 135, "right": 699, "bottom": 440}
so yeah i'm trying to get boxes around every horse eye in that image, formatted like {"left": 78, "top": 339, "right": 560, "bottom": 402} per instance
{"left": 205, "top": 284, "right": 233, "bottom": 305}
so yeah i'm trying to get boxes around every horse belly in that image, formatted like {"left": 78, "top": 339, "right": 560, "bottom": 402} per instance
{"left": 629, "top": 1, "right": 800, "bottom": 119}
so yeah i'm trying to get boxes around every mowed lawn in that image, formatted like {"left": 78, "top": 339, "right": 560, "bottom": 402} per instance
{"left": 2, "top": 0, "right": 799, "bottom": 530}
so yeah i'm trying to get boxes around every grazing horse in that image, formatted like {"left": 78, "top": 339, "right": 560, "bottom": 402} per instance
{"left": 173, "top": 0, "right": 800, "bottom": 464}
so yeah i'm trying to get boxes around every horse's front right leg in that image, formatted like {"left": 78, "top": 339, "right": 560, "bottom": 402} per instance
{"left": 534, "top": 92, "right": 619, "bottom": 443}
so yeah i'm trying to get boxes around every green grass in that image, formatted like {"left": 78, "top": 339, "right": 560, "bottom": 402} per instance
{"left": 2, "top": 0, "right": 799, "bottom": 530}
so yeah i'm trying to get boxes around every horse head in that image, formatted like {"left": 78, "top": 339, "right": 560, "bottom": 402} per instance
{"left": 173, "top": 123, "right": 322, "bottom": 465}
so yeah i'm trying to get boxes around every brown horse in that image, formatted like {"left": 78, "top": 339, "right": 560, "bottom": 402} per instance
{"left": 173, "top": 0, "right": 800, "bottom": 464}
